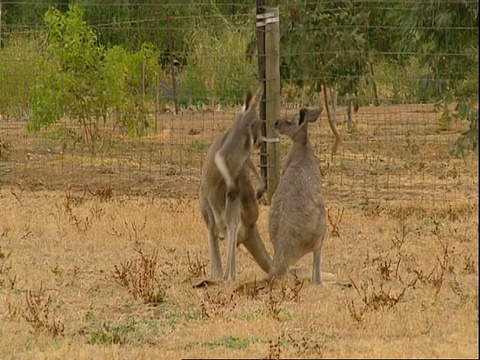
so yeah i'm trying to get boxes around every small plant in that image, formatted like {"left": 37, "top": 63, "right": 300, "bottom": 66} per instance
{"left": 410, "top": 240, "right": 454, "bottom": 300}
{"left": 349, "top": 276, "right": 416, "bottom": 313}
{"left": 0, "top": 134, "right": 11, "bottom": 159}
{"left": 327, "top": 205, "right": 345, "bottom": 237}
{"left": 10, "top": 185, "right": 25, "bottom": 205}
{"left": 244, "top": 278, "right": 262, "bottom": 300}
{"left": 203, "top": 336, "right": 259, "bottom": 350}
{"left": 61, "top": 186, "right": 87, "bottom": 219}
{"left": 267, "top": 336, "right": 282, "bottom": 359}
{"left": 390, "top": 209, "right": 412, "bottom": 250}
{"left": 192, "top": 139, "right": 206, "bottom": 153}
{"left": 347, "top": 299, "right": 368, "bottom": 324}
{"left": 266, "top": 333, "right": 325, "bottom": 359}
{"left": 410, "top": 231, "right": 457, "bottom": 300}
{"left": 200, "top": 290, "right": 237, "bottom": 319}
{"left": 186, "top": 250, "right": 207, "bottom": 278}
{"left": 21, "top": 289, "right": 65, "bottom": 336}
{"left": 373, "top": 253, "right": 403, "bottom": 282}
{"left": 0, "top": 248, "right": 16, "bottom": 290}
{"left": 124, "top": 216, "right": 148, "bottom": 243}
{"left": 279, "top": 275, "right": 305, "bottom": 302}
{"left": 450, "top": 277, "right": 469, "bottom": 304}
{"left": 462, "top": 254, "right": 477, "bottom": 275}
{"left": 0, "top": 245, "right": 11, "bottom": 260}
{"left": 159, "top": 247, "right": 181, "bottom": 277}
{"left": 362, "top": 202, "right": 383, "bottom": 218}
{"left": 61, "top": 199, "right": 104, "bottom": 233}
{"left": 287, "top": 333, "right": 325, "bottom": 358}
{"left": 89, "top": 187, "right": 114, "bottom": 202}
{"left": 264, "top": 285, "right": 285, "bottom": 321}
{"left": 112, "top": 244, "right": 165, "bottom": 305}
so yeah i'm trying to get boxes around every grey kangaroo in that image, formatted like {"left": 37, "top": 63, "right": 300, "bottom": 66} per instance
{"left": 198, "top": 87, "right": 272, "bottom": 283}
{"left": 268, "top": 107, "right": 327, "bottom": 284}
{"left": 236, "top": 107, "right": 341, "bottom": 292}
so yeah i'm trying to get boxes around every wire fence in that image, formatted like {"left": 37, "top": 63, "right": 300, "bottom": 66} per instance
{"left": 0, "top": 1, "right": 478, "bottom": 206}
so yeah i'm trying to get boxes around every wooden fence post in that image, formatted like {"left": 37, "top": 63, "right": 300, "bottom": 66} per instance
{"left": 256, "top": 0, "right": 268, "bottom": 195}
{"left": 263, "top": 7, "right": 281, "bottom": 203}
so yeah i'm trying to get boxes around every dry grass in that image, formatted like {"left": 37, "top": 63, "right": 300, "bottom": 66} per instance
{"left": 0, "top": 104, "right": 478, "bottom": 358}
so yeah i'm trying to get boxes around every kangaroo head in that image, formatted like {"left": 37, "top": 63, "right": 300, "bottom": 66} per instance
{"left": 274, "top": 108, "right": 322, "bottom": 142}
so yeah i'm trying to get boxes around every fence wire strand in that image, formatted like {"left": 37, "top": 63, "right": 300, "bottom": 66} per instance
{"left": 0, "top": 1, "right": 477, "bottom": 206}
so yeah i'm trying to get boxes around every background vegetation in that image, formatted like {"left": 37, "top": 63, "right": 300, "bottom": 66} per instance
{"left": 0, "top": 0, "right": 478, "bottom": 155}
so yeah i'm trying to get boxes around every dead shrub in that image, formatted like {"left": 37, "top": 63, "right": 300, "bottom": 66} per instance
{"left": 327, "top": 205, "right": 345, "bottom": 237}
{"left": 186, "top": 250, "right": 207, "bottom": 278}
{"left": 349, "top": 276, "right": 417, "bottom": 316}
{"left": 266, "top": 333, "right": 325, "bottom": 359}
{"left": 21, "top": 289, "right": 64, "bottom": 336}
{"left": 89, "top": 186, "right": 114, "bottom": 202}
{"left": 462, "top": 254, "right": 477, "bottom": 275}
{"left": 112, "top": 245, "right": 165, "bottom": 305}
{"left": 264, "top": 287, "right": 284, "bottom": 321}
{"left": 0, "top": 248, "right": 16, "bottom": 290}
{"left": 200, "top": 290, "right": 237, "bottom": 319}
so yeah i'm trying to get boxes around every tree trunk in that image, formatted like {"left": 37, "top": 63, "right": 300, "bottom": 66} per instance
{"left": 327, "top": 84, "right": 338, "bottom": 125}
{"left": 347, "top": 96, "right": 353, "bottom": 130}
{"left": 368, "top": 61, "right": 380, "bottom": 107}
{"left": 0, "top": 1, "right": 3, "bottom": 50}
{"left": 322, "top": 81, "right": 341, "bottom": 157}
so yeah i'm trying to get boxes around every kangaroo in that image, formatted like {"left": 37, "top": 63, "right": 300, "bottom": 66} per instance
{"left": 235, "top": 107, "right": 346, "bottom": 292}
{"left": 198, "top": 87, "right": 272, "bottom": 283}
{"left": 268, "top": 107, "right": 327, "bottom": 284}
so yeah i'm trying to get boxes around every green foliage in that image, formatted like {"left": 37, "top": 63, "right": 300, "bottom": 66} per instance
{"left": 29, "top": 4, "right": 108, "bottom": 153}
{"left": 203, "top": 336, "right": 260, "bottom": 350}
{"left": 192, "top": 139, "right": 206, "bottom": 153}
{"left": 279, "top": 0, "right": 369, "bottom": 99}
{"left": 103, "top": 42, "right": 161, "bottom": 135}
{"left": 2, "top": 0, "right": 68, "bottom": 29}
{"left": 181, "top": 16, "right": 257, "bottom": 106}
{"left": 3, "top": 0, "right": 478, "bottom": 157}
{"left": 451, "top": 75, "right": 479, "bottom": 156}
{"left": 0, "top": 36, "right": 40, "bottom": 120}
{"left": 28, "top": 4, "right": 164, "bottom": 152}
{"left": 398, "top": 1, "right": 478, "bottom": 154}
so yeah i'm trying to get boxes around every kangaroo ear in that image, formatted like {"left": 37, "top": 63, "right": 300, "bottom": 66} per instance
{"left": 299, "top": 108, "right": 321, "bottom": 125}
{"left": 298, "top": 108, "right": 309, "bottom": 125}
{"left": 243, "top": 90, "right": 253, "bottom": 112}
{"left": 244, "top": 85, "right": 263, "bottom": 113}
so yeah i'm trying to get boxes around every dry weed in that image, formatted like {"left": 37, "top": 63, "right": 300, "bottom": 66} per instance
{"left": 327, "top": 204, "right": 345, "bottom": 237}
{"left": 264, "top": 288, "right": 284, "bottom": 321}
{"left": 266, "top": 333, "right": 325, "bottom": 359}
{"left": 462, "top": 254, "right": 477, "bottom": 275}
{"left": 263, "top": 278, "right": 304, "bottom": 321}
{"left": 200, "top": 290, "right": 237, "bottom": 319}
{"left": 348, "top": 275, "right": 417, "bottom": 321}
{"left": 159, "top": 246, "right": 181, "bottom": 277}
{"left": 267, "top": 336, "right": 282, "bottom": 359}
{"left": 0, "top": 134, "right": 11, "bottom": 159}
{"left": 89, "top": 186, "right": 114, "bottom": 202}
{"left": 10, "top": 184, "right": 25, "bottom": 204}
{"left": 21, "top": 289, "right": 65, "bottom": 336}
{"left": 0, "top": 246, "right": 16, "bottom": 290}
{"left": 112, "top": 243, "right": 165, "bottom": 305}
{"left": 372, "top": 253, "right": 403, "bottom": 282}
{"left": 57, "top": 186, "right": 106, "bottom": 232}
{"left": 390, "top": 208, "right": 412, "bottom": 250}
{"left": 408, "top": 231, "right": 458, "bottom": 300}
{"left": 186, "top": 250, "right": 207, "bottom": 278}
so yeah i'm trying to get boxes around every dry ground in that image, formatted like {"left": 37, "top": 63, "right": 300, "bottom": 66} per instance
{"left": 0, "top": 104, "right": 478, "bottom": 359}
